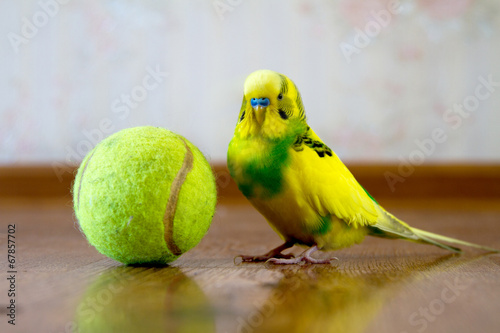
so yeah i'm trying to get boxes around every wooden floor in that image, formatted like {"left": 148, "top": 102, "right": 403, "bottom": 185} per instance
{"left": 1, "top": 198, "right": 499, "bottom": 333}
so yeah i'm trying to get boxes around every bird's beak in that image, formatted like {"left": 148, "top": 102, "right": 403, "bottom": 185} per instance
{"left": 250, "top": 97, "right": 270, "bottom": 125}
{"left": 254, "top": 105, "right": 266, "bottom": 124}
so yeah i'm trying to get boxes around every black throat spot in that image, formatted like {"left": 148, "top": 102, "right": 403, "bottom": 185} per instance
{"left": 278, "top": 109, "right": 289, "bottom": 120}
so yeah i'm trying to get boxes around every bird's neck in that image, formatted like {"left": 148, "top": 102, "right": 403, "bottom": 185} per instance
{"left": 228, "top": 119, "right": 308, "bottom": 199}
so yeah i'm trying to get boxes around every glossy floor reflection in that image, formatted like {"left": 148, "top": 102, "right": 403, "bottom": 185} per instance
{"left": 239, "top": 254, "right": 489, "bottom": 333}
{"left": 0, "top": 199, "right": 499, "bottom": 333}
{"left": 74, "top": 267, "right": 215, "bottom": 333}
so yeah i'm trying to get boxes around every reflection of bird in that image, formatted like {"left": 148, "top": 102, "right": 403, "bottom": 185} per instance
{"left": 227, "top": 69, "right": 499, "bottom": 264}
{"left": 252, "top": 253, "right": 468, "bottom": 333}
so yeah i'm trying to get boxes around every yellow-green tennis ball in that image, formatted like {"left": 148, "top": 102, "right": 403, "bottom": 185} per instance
{"left": 72, "top": 126, "right": 217, "bottom": 265}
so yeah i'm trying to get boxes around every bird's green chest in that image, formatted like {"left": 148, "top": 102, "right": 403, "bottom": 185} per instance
{"left": 227, "top": 137, "right": 291, "bottom": 199}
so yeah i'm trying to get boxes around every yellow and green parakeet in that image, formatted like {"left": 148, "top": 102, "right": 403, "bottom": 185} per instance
{"left": 227, "top": 69, "right": 498, "bottom": 264}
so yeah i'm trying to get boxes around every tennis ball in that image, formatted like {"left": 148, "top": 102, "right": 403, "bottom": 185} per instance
{"left": 73, "top": 126, "right": 217, "bottom": 265}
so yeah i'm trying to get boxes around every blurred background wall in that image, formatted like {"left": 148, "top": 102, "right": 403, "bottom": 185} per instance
{"left": 1, "top": 0, "right": 499, "bottom": 171}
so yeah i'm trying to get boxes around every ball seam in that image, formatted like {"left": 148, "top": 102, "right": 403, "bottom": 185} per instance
{"left": 163, "top": 137, "right": 194, "bottom": 255}
{"left": 75, "top": 148, "right": 97, "bottom": 215}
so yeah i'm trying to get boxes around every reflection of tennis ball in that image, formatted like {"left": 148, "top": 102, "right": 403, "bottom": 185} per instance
{"left": 74, "top": 267, "right": 215, "bottom": 333}
{"left": 73, "top": 126, "right": 217, "bottom": 265}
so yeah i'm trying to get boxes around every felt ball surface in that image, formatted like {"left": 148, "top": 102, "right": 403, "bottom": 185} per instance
{"left": 73, "top": 126, "right": 217, "bottom": 265}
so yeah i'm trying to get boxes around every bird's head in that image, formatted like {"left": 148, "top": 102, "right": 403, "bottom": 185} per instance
{"left": 235, "top": 70, "right": 307, "bottom": 139}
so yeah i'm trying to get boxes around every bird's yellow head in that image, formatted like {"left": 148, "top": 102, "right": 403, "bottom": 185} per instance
{"left": 236, "top": 70, "right": 306, "bottom": 139}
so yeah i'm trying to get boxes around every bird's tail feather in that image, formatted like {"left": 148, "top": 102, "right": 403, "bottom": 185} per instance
{"left": 410, "top": 227, "right": 499, "bottom": 253}
{"left": 370, "top": 207, "right": 499, "bottom": 253}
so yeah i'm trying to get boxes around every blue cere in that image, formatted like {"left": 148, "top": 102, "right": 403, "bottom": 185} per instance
{"left": 250, "top": 98, "right": 270, "bottom": 108}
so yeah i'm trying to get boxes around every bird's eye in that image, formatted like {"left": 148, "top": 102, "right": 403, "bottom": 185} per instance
{"left": 277, "top": 93, "right": 283, "bottom": 100}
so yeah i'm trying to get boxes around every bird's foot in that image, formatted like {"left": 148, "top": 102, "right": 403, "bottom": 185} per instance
{"left": 266, "top": 245, "right": 338, "bottom": 265}
{"left": 237, "top": 252, "right": 295, "bottom": 263}
{"left": 235, "top": 242, "right": 295, "bottom": 263}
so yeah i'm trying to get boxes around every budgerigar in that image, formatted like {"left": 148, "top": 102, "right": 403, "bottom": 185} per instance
{"left": 227, "top": 69, "right": 498, "bottom": 264}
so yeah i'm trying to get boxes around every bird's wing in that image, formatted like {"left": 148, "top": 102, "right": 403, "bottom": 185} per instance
{"left": 291, "top": 129, "right": 379, "bottom": 230}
